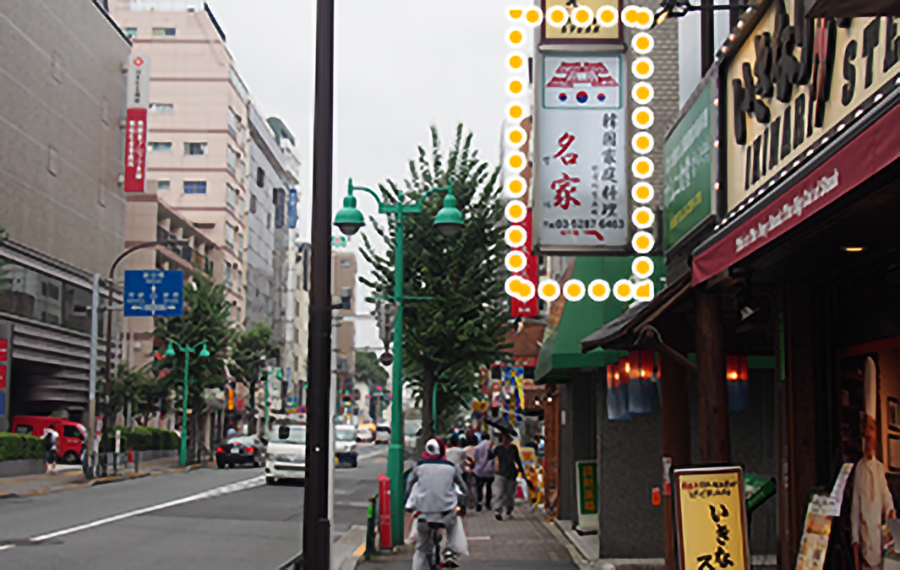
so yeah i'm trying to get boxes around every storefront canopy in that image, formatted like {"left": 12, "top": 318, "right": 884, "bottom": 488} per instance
{"left": 535, "top": 255, "right": 664, "bottom": 383}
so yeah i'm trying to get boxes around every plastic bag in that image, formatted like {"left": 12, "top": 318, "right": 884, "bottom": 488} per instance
{"left": 406, "top": 516, "right": 419, "bottom": 545}
{"left": 448, "top": 518, "right": 469, "bottom": 557}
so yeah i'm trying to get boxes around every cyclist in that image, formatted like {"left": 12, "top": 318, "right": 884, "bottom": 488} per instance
{"left": 406, "top": 438, "right": 466, "bottom": 569}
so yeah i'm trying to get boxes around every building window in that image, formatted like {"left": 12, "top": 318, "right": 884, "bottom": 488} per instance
{"left": 152, "top": 27, "right": 176, "bottom": 37}
{"left": 183, "top": 181, "right": 207, "bottom": 194}
{"left": 295, "top": 302, "right": 300, "bottom": 317}
{"left": 227, "top": 147, "right": 239, "bottom": 175}
{"left": 249, "top": 195, "right": 257, "bottom": 214}
{"left": 184, "top": 142, "right": 208, "bottom": 156}
{"left": 237, "top": 196, "right": 245, "bottom": 215}
{"left": 266, "top": 213, "right": 271, "bottom": 229}
{"left": 256, "top": 167, "right": 265, "bottom": 187}
{"left": 229, "top": 66, "right": 249, "bottom": 102}
{"left": 226, "top": 184, "right": 236, "bottom": 212}
{"left": 124, "top": 27, "right": 137, "bottom": 38}
{"left": 236, "top": 307, "right": 242, "bottom": 324}
{"left": 157, "top": 180, "right": 170, "bottom": 191}
{"left": 340, "top": 260, "right": 351, "bottom": 268}
{"left": 225, "top": 223, "right": 235, "bottom": 249}
{"left": 228, "top": 107, "right": 240, "bottom": 138}
{"left": 225, "top": 263, "right": 233, "bottom": 285}
{"left": 149, "top": 103, "right": 173, "bottom": 114}
{"left": 340, "top": 286, "right": 352, "bottom": 310}
{"left": 237, "top": 270, "right": 243, "bottom": 287}
{"left": 149, "top": 142, "right": 172, "bottom": 152}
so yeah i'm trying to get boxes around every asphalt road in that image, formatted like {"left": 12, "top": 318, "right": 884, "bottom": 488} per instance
{"left": 0, "top": 443, "right": 389, "bottom": 569}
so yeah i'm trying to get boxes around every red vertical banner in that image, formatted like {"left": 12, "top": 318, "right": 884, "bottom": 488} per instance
{"left": 124, "top": 108, "right": 148, "bottom": 192}
{"left": 0, "top": 367, "right": 6, "bottom": 390}
{"left": 0, "top": 339, "right": 8, "bottom": 362}
{"left": 378, "top": 473, "right": 392, "bottom": 549}
{"left": 511, "top": 210, "right": 539, "bottom": 317}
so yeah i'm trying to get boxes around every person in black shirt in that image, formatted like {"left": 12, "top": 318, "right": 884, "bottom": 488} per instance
{"left": 489, "top": 432, "right": 525, "bottom": 520}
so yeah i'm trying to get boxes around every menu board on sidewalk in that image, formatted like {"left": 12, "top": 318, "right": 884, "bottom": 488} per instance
{"left": 673, "top": 466, "right": 750, "bottom": 570}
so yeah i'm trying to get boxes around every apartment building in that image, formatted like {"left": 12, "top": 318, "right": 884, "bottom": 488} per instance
{"left": 0, "top": 0, "right": 131, "bottom": 426}
{"left": 292, "top": 242, "right": 312, "bottom": 408}
{"left": 110, "top": 0, "right": 249, "bottom": 325}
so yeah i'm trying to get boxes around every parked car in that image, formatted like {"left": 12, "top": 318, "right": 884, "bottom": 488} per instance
{"left": 215, "top": 435, "right": 264, "bottom": 469}
{"left": 335, "top": 425, "right": 358, "bottom": 467}
{"left": 265, "top": 425, "right": 306, "bottom": 484}
{"left": 11, "top": 416, "right": 86, "bottom": 464}
{"left": 374, "top": 425, "right": 391, "bottom": 444}
{"left": 356, "top": 426, "right": 374, "bottom": 443}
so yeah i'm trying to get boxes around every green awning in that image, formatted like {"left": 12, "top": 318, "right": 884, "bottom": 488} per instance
{"left": 535, "top": 255, "right": 665, "bottom": 383}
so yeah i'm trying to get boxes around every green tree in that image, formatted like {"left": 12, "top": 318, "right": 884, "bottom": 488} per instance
{"left": 153, "top": 272, "right": 235, "bottom": 458}
{"left": 360, "top": 124, "right": 512, "bottom": 442}
{"left": 98, "top": 362, "right": 170, "bottom": 426}
{"left": 355, "top": 350, "right": 388, "bottom": 389}
{"left": 231, "top": 322, "right": 280, "bottom": 433}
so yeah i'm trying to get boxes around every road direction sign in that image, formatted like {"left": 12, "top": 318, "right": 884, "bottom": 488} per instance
{"left": 124, "top": 270, "right": 184, "bottom": 317}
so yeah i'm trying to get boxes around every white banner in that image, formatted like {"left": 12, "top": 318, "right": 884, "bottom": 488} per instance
{"left": 534, "top": 54, "right": 629, "bottom": 253}
{"left": 126, "top": 54, "right": 150, "bottom": 109}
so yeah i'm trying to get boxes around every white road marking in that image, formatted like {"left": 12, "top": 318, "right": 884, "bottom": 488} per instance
{"left": 356, "top": 449, "right": 387, "bottom": 462}
{"left": 27, "top": 476, "right": 264, "bottom": 543}
{"left": 0, "top": 545, "right": 14, "bottom": 552}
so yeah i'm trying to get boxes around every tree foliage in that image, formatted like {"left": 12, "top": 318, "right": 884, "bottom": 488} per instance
{"left": 355, "top": 350, "right": 388, "bottom": 389}
{"left": 359, "top": 124, "right": 511, "bottom": 440}
{"left": 153, "top": 272, "right": 235, "bottom": 454}
{"left": 230, "top": 322, "right": 280, "bottom": 430}
{"left": 98, "top": 362, "right": 169, "bottom": 426}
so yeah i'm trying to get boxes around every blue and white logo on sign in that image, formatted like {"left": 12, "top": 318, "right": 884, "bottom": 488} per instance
{"left": 124, "top": 270, "right": 184, "bottom": 317}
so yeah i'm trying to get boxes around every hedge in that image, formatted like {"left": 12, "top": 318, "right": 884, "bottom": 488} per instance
{"left": 106, "top": 426, "right": 178, "bottom": 452}
{"left": 0, "top": 433, "right": 43, "bottom": 462}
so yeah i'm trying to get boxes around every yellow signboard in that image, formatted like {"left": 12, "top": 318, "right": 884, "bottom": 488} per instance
{"left": 673, "top": 466, "right": 750, "bottom": 570}
{"left": 540, "top": 0, "right": 622, "bottom": 46}
{"left": 725, "top": 2, "right": 900, "bottom": 212}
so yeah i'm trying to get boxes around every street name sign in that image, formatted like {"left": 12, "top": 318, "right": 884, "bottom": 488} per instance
{"left": 124, "top": 270, "right": 184, "bottom": 317}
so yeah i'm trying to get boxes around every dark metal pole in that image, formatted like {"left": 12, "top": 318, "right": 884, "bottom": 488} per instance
{"left": 700, "top": 0, "right": 715, "bottom": 74}
{"left": 303, "top": 0, "right": 335, "bottom": 566}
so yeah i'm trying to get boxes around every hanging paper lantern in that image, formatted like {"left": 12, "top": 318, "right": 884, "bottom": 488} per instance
{"left": 727, "top": 355, "right": 750, "bottom": 412}
{"left": 606, "top": 362, "right": 630, "bottom": 420}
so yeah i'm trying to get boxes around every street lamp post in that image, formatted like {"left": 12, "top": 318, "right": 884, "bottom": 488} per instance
{"left": 164, "top": 340, "right": 211, "bottom": 467}
{"left": 334, "top": 177, "right": 464, "bottom": 545}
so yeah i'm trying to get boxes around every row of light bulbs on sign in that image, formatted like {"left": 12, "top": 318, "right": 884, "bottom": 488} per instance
{"left": 502, "top": 4, "right": 660, "bottom": 305}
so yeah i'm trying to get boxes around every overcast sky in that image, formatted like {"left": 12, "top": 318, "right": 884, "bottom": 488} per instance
{"left": 205, "top": 0, "right": 519, "bottom": 349}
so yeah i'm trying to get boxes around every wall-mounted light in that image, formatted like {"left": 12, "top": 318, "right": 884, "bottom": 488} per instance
{"left": 841, "top": 246, "right": 866, "bottom": 253}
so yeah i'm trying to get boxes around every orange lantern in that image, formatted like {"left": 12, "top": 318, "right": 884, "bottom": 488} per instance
{"left": 726, "top": 354, "right": 749, "bottom": 412}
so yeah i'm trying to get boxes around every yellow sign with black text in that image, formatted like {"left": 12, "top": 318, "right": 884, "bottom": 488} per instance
{"left": 725, "top": 1, "right": 900, "bottom": 212}
{"left": 673, "top": 466, "right": 750, "bottom": 570}
{"left": 541, "top": 0, "right": 621, "bottom": 45}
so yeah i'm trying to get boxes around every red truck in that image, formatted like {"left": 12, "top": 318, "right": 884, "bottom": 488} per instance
{"left": 11, "top": 416, "right": 86, "bottom": 464}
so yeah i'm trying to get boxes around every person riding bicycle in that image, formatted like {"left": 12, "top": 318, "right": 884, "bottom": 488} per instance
{"left": 406, "top": 438, "right": 466, "bottom": 569}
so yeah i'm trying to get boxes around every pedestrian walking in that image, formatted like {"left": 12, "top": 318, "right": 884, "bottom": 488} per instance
{"left": 42, "top": 425, "right": 59, "bottom": 474}
{"left": 444, "top": 434, "right": 469, "bottom": 516}
{"left": 491, "top": 432, "right": 525, "bottom": 521}
{"left": 471, "top": 433, "right": 495, "bottom": 512}
{"left": 462, "top": 434, "right": 478, "bottom": 510}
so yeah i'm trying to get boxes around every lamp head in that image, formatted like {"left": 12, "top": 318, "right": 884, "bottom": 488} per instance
{"left": 334, "top": 186, "right": 365, "bottom": 236}
{"left": 433, "top": 193, "right": 465, "bottom": 237}
{"left": 164, "top": 342, "right": 176, "bottom": 357}
{"left": 199, "top": 343, "right": 211, "bottom": 358}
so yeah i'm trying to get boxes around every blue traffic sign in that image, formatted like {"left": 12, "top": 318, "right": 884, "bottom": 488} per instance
{"left": 124, "top": 270, "right": 184, "bottom": 317}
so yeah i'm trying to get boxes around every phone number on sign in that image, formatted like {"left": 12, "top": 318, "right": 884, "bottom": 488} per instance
{"left": 544, "top": 218, "right": 624, "bottom": 230}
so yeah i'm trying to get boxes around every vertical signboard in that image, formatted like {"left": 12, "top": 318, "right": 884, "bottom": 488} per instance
{"left": 534, "top": 53, "right": 628, "bottom": 254}
{"left": 575, "top": 460, "right": 600, "bottom": 532}
{"left": 124, "top": 54, "right": 150, "bottom": 193}
{"left": 663, "top": 81, "right": 716, "bottom": 251}
{"left": 510, "top": 210, "right": 538, "bottom": 317}
{"left": 673, "top": 466, "right": 750, "bottom": 570}
{"left": 0, "top": 324, "right": 11, "bottom": 432}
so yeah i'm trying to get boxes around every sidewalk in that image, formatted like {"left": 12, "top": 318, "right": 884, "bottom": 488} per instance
{"left": 357, "top": 503, "right": 579, "bottom": 570}
{"left": 0, "top": 456, "right": 204, "bottom": 499}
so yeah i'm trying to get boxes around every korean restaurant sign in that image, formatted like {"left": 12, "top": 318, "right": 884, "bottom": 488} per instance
{"left": 673, "top": 466, "right": 750, "bottom": 570}
{"left": 540, "top": 0, "right": 623, "bottom": 47}
{"left": 726, "top": 1, "right": 900, "bottom": 212}
{"left": 534, "top": 54, "right": 628, "bottom": 254}
{"left": 124, "top": 54, "right": 150, "bottom": 193}
{"left": 663, "top": 81, "right": 716, "bottom": 251}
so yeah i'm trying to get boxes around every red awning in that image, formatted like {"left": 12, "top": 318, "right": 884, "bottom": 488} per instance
{"left": 693, "top": 102, "right": 900, "bottom": 286}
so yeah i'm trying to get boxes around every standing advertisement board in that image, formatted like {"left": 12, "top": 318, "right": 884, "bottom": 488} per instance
{"left": 533, "top": 53, "right": 628, "bottom": 254}
{"left": 663, "top": 81, "right": 716, "bottom": 252}
{"left": 575, "top": 460, "right": 600, "bottom": 532}
{"left": 124, "top": 54, "right": 150, "bottom": 193}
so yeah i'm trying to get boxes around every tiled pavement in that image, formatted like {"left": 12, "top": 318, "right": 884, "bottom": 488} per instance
{"left": 357, "top": 504, "right": 579, "bottom": 569}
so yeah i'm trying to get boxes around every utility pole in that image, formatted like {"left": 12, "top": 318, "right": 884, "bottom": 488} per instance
{"left": 85, "top": 274, "right": 100, "bottom": 478}
{"left": 302, "top": 0, "right": 335, "bottom": 565}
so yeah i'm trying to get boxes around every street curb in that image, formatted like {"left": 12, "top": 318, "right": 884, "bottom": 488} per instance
{"left": 544, "top": 514, "right": 593, "bottom": 570}
{"left": 334, "top": 525, "right": 368, "bottom": 570}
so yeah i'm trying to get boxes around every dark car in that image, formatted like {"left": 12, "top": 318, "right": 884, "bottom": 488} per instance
{"left": 216, "top": 435, "right": 264, "bottom": 469}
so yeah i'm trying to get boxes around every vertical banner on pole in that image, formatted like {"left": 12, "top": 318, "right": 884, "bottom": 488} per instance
{"left": 0, "top": 323, "right": 12, "bottom": 433}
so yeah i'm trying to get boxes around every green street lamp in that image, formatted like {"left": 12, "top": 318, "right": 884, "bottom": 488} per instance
{"left": 334, "top": 177, "right": 464, "bottom": 545}
{"left": 165, "top": 340, "right": 210, "bottom": 467}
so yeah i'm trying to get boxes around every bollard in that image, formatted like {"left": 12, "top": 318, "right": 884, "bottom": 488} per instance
{"left": 365, "top": 495, "right": 377, "bottom": 560}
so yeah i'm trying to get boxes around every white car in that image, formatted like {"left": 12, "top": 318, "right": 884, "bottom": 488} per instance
{"left": 335, "top": 425, "right": 358, "bottom": 467}
{"left": 265, "top": 425, "right": 306, "bottom": 485}
{"left": 357, "top": 426, "right": 374, "bottom": 443}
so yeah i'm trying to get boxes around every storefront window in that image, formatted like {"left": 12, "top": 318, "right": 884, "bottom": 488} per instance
{"left": 0, "top": 262, "right": 95, "bottom": 335}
